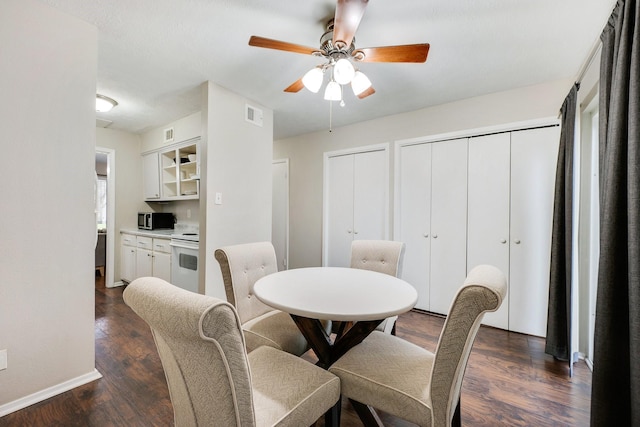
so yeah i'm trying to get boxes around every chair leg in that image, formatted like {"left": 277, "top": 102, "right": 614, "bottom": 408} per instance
{"left": 324, "top": 396, "right": 342, "bottom": 427}
{"left": 452, "top": 398, "right": 461, "bottom": 427}
{"left": 349, "top": 399, "right": 383, "bottom": 427}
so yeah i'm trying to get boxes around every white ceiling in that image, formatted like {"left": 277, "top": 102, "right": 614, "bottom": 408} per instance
{"left": 40, "top": 0, "right": 615, "bottom": 140}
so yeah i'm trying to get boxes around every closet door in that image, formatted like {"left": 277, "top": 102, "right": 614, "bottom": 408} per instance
{"left": 429, "top": 138, "right": 468, "bottom": 315}
{"left": 324, "top": 148, "right": 388, "bottom": 268}
{"left": 510, "top": 126, "right": 560, "bottom": 336}
{"left": 467, "top": 133, "right": 511, "bottom": 329}
{"left": 325, "top": 154, "right": 355, "bottom": 267}
{"left": 353, "top": 150, "right": 387, "bottom": 241}
{"left": 396, "top": 143, "right": 432, "bottom": 310}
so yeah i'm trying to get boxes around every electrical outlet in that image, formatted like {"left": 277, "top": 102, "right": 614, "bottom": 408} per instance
{"left": 0, "top": 349, "right": 7, "bottom": 371}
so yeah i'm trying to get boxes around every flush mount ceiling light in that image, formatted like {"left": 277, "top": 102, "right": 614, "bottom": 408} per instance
{"left": 248, "top": 0, "right": 430, "bottom": 106}
{"left": 96, "top": 94, "right": 118, "bottom": 112}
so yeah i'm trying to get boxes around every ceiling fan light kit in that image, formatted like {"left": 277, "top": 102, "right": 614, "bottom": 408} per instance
{"left": 302, "top": 67, "right": 324, "bottom": 93}
{"left": 249, "top": 0, "right": 430, "bottom": 104}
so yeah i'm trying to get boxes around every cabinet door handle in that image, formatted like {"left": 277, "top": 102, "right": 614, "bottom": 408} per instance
{"left": 514, "top": 239, "right": 521, "bottom": 244}
{"left": 347, "top": 229, "right": 352, "bottom": 234}
{"left": 423, "top": 233, "right": 429, "bottom": 238}
{"left": 500, "top": 239, "right": 507, "bottom": 244}
{"left": 432, "top": 234, "right": 438, "bottom": 239}
{"left": 354, "top": 230, "right": 359, "bottom": 235}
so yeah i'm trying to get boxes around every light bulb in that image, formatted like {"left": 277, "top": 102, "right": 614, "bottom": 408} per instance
{"left": 351, "top": 71, "right": 372, "bottom": 96}
{"left": 333, "top": 58, "right": 355, "bottom": 85}
{"left": 302, "top": 67, "right": 323, "bottom": 93}
{"left": 324, "top": 80, "right": 342, "bottom": 101}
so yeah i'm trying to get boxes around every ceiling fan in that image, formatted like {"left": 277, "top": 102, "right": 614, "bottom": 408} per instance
{"left": 248, "top": 0, "right": 430, "bottom": 102}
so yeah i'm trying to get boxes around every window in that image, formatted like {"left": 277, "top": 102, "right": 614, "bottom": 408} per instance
{"left": 96, "top": 175, "right": 107, "bottom": 232}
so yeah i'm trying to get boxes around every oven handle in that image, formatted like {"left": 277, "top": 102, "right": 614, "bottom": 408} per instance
{"left": 170, "top": 241, "right": 199, "bottom": 250}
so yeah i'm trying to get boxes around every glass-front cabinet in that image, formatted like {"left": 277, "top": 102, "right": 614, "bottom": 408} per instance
{"left": 143, "top": 137, "right": 200, "bottom": 201}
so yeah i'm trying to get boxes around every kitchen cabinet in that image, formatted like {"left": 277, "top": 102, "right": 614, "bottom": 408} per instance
{"left": 143, "top": 138, "right": 200, "bottom": 201}
{"left": 323, "top": 148, "right": 388, "bottom": 267}
{"left": 467, "top": 127, "right": 559, "bottom": 336}
{"left": 120, "top": 233, "right": 171, "bottom": 283}
{"left": 142, "top": 152, "right": 161, "bottom": 199}
{"left": 120, "top": 233, "right": 137, "bottom": 283}
{"left": 395, "top": 138, "right": 468, "bottom": 313}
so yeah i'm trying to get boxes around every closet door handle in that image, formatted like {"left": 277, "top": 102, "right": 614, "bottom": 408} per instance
{"left": 500, "top": 239, "right": 507, "bottom": 244}
{"left": 432, "top": 234, "right": 438, "bottom": 239}
{"left": 514, "top": 239, "right": 521, "bottom": 244}
{"left": 423, "top": 233, "right": 429, "bottom": 238}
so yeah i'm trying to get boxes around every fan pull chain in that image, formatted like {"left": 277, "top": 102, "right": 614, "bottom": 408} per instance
{"left": 329, "top": 100, "right": 333, "bottom": 132}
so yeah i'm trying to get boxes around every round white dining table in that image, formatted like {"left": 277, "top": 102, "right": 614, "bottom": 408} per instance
{"left": 254, "top": 267, "right": 417, "bottom": 322}
{"left": 253, "top": 267, "right": 418, "bottom": 369}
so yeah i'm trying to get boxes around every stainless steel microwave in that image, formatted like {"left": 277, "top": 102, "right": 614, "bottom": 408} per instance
{"left": 138, "top": 212, "right": 175, "bottom": 230}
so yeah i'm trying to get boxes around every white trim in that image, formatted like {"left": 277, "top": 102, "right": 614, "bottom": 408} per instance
{"left": 111, "top": 280, "right": 126, "bottom": 288}
{"left": 0, "top": 369, "right": 102, "bottom": 417}
{"left": 96, "top": 146, "right": 116, "bottom": 288}
{"left": 394, "top": 117, "right": 559, "bottom": 148}
{"left": 322, "top": 143, "right": 390, "bottom": 266}
{"left": 272, "top": 158, "right": 290, "bottom": 270}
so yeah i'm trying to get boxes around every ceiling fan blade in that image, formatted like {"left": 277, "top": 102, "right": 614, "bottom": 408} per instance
{"left": 284, "top": 78, "right": 305, "bottom": 93}
{"left": 333, "top": 0, "right": 369, "bottom": 49}
{"left": 249, "top": 36, "right": 318, "bottom": 55}
{"left": 354, "top": 43, "right": 430, "bottom": 63}
{"left": 357, "top": 86, "right": 375, "bottom": 99}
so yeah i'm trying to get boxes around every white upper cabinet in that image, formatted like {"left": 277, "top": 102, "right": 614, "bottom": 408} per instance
{"left": 143, "top": 138, "right": 200, "bottom": 201}
{"left": 142, "top": 152, "right": 161, "bottom": 200}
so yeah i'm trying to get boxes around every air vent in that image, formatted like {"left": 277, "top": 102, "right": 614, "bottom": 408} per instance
{"left": 164, "top": 127, "right": 174, "bottom": 143}
{"left": 245, "top": 104, "right": 263, "bottom": 127}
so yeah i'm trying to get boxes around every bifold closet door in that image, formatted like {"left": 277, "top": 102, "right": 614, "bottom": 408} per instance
{"left": 510, "top": 126, "right": 559, "bottom": 336}
{"left": 396, "top": 143, "right": 432, "bottom": 310}
{"left": 429, "top": 139, "right": 468, "bottom": 315}
{"left": 467, "top": 133, "right": 511, "bottom": 329}
{"left": 325, "top": 149, "right": 387, "bottom": 268}
{"left": 326, "top": 154, "right": 355, "bottom": 267}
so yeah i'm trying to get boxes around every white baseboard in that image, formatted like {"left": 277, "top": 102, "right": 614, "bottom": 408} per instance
{"left": 0, "top": 369, "right": 102, "bottom": 417}
{"left": 107, "top": 281, "right": 126, "bottom": 288}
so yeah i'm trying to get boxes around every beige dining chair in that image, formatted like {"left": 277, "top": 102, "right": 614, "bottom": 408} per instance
{"left": 123, "top": 277, "right": 341, "bottom": 427}
{"left": 349, "top": 239, "right": 405, "bottom": 334}
{"left": 215, "top": 241, "right": 330, "bottom": 356}
{"left": 329, "top": 264, "right": 507, "bottom": 427}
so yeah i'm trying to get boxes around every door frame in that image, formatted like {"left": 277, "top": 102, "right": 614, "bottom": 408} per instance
{"left": 322, "top": 143, "right": 390, "bottom": 266}
{"left": 272, "top": 159, "right": 290, "bottom": 271}
{"left": 96, "top": 146, "right": 116, "bottom": 288}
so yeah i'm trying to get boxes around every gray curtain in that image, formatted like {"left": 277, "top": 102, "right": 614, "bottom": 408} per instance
{"left": 591, "top": 0, "right": 640, "bottom": 425}
{"left": 545, "top": 84, "right": 578, "bottom": 363}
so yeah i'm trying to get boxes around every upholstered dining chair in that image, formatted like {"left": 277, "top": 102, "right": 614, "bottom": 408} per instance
{"left": 329, "top": 264, "right": 507, "bottom": 427}
{"left": 123, "top": 277, "right": 341, "bottom": 427}
{"left": 215, "top": 241, "right": 330, "bottom": 356}
{"left": 349, "top": 239, "right": 406, "bottom": 334}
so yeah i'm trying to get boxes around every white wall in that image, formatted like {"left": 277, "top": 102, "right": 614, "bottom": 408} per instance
{"left": 274, "top": 78, "right": 573, "bottom": 268}
{"left": 96, "top": 128, "right": 147, "bottom": 285}
{"left": 0, "top": 0, "right": 99, "bottom": 413}
{"left": 201, "top": 82, "right": 274, "bottom": 299}
{"left": 140, "top": 111, "right": 201, "bottom": 153}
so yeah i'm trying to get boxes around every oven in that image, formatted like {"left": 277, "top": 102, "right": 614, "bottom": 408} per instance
{"left": 170, "top": 232, "right": 199, "bottom": 293}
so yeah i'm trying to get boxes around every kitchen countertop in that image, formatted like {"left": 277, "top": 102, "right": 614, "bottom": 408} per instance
{"left": 120, "top": 228, "right": 175, "bottom": 239}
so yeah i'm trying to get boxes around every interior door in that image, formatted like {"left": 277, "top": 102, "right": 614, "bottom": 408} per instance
{"left": 429, "top": 138, "right": 468, "bottom": 315}
{"left": 510, "top": 126, "right": 560, "bottom": 336}
{"left": 325, "top": 154, "right": 355, "bottom": 267}
{"left": 353, "top": 150, "right": 387, "bottom": 241}
{"left": 272, "top": 160, "right": 289, "bottom": 271}
{"left": 396, "top": 143, "right": 432, "bottom": 310}
{"left": 467, "top": 133, "right": 511, "bottom": 329}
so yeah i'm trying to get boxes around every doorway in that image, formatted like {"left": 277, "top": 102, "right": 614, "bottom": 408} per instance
{"left": 96, "top": 147, "right": 116, "bottom": 287}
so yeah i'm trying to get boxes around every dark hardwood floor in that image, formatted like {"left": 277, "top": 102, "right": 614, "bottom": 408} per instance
{"left": 0, "top": 275, "right": 592, "bottom": 426}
